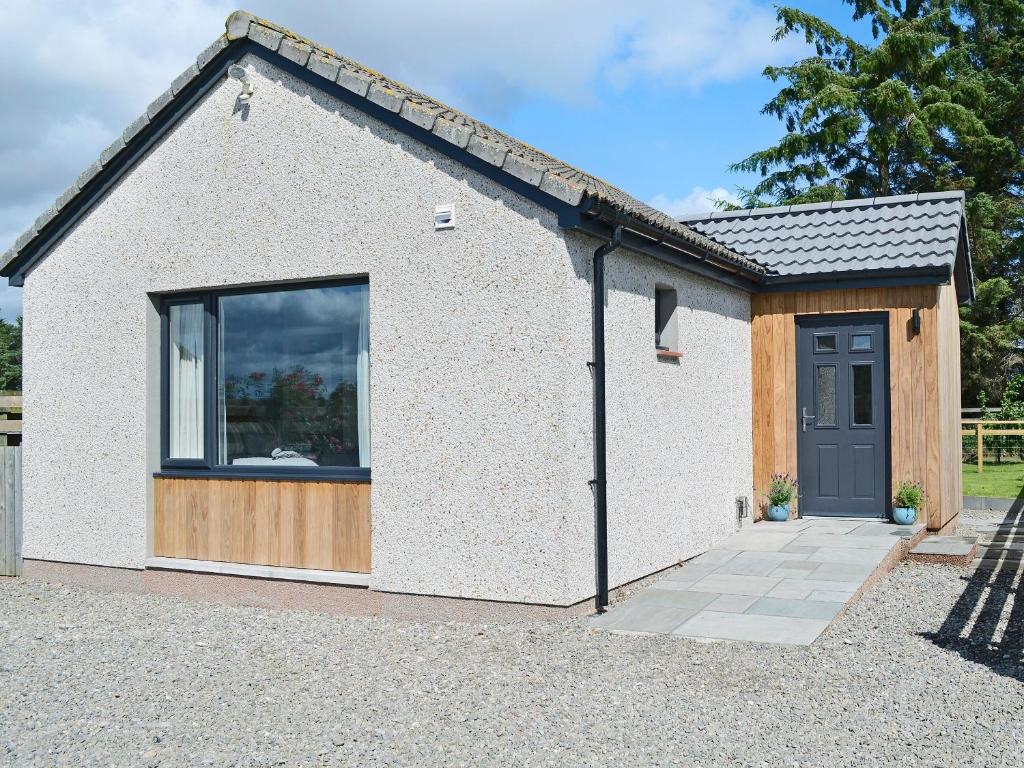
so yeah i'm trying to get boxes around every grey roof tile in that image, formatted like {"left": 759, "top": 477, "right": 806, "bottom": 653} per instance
{"left": 466, "top": 134, "right": 508, "bottom": 167}
{"left": 247, "top": 23, "right": 283, "bottom": 51}
{"left": 366, "top": 82, "right": 404, "bottom": 113}
{"left": 197, "top": 36, "right": 229, "bottom": 70}
{"left": 398, "top": 100, "right": 440, "bottom": 131}
{"left": 684, "top": 193, "right": 968, "bottom": 280}
{"left": 336, "top": 67, "right": 372, "bottom": 97}
{"left": 54, "top": 183, "right": 80, "bottom": 210}
{"left": 13, "top": 228, "right": 37, "bottom": 253}
{"left": 122, "top": 113, "right": 150, "bottom": 144}
{"left": 171, "top": 63, "right": 200, "bottom": 96}
{"left": 307, "top": 53, "right": 341, "bottom": 82}
{"left": 32, "top": 205, "right": 58, "bottom": 233}
{"left": 98, "top": 137, "right": 125, "bottom": 166}
{"left": 432, "top": 117, "right": 473, "bottom": 149}
{"left": 279, "top": 38, "right": 312, "bottom": 66}
{"left": 502, "top": 153, "right": 546, "bottom": 186}
{"left": 146, "top": 89, "right": 173, "bottom": 119}
{"left": 75, "top": 160, "right": 103, "bottom": 189}
{"left": 225, "top": 10, "right": 253, "bottom": 40}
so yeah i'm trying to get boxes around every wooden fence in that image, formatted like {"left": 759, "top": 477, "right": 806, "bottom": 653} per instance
{"left": 961, "top": 419, "right": 1024, "bottom": 473}
{"left": 0, "top": 394, "right": 22, "bottom": 576}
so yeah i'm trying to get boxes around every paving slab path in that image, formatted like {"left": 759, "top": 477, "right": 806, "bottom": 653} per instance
{"left": 593, "top": 517, "right": 923, "bottom": 645}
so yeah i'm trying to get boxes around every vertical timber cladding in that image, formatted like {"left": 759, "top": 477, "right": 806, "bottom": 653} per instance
{"left": 751, "top": 283, "right": 962, "bottom": 531}
{"left": 153, "top": 478, "right": 371, "bottom": 573}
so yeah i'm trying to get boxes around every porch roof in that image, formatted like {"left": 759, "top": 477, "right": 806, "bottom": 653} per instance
{"left": 681, "top": 192, "right": 975, "bottom": 303}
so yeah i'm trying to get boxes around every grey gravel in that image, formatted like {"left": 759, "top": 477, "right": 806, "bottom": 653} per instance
{"left": 0, "top": 561, "right": 1021, "bottom": 767}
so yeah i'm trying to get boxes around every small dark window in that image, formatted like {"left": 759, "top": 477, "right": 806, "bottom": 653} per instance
{"left": 655, "top": 286, "right": 678, "bottom": 351}
{"left": 814, "top": 333, "right": 837, "bottom": 353}
{"left": 850, "top": 333, "right": 873, "bottom": 352}
{"left": 852, "top": 363, "right": 873, "bottom": 425}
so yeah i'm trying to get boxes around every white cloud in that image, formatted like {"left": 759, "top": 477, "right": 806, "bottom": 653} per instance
{"left": 0, "top": 0, "right": 801, "bottom": 319}
{"left": 649, "top": 187, "right": 742, "bottom": 218}
{"left": 241, "top": 1, "right": 804, "bottom": 109}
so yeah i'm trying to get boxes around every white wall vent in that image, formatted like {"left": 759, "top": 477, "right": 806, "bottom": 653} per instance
{"left": 434, "top": 205, "right": 454, "bottom": 230}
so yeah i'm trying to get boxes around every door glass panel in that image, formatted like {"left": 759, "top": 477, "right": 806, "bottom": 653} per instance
{"left": 816, "top": 364, "right": 837, "bottom": 427}
{"left": 814, "top": 334, "right": 837, "bottom": 353}
{"left": 850, "top": 333, "right": 872, "bottom": 352}
{"left": 852, "top": 363, "right": 873, "bottom": 425}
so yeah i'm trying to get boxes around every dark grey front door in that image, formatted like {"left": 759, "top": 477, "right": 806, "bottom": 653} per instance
{"left": 796, "top": 314, "right": 889, "bottom": 517}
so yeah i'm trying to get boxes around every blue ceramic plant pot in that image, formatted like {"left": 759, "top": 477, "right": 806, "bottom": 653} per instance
{"left": 768, "top": 504, "right": 790, "bottom": 522}
{"left": 892, "top": 507, "right": 918, "bottom": 525}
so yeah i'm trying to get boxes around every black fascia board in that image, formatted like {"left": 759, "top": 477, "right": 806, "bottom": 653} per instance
{"left": 758, "top": 265, "right": 954, "bottom": 294}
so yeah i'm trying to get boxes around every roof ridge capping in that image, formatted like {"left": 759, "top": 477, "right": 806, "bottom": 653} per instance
{"left": 676, "top": 190, "right": 966, "bottom": 224}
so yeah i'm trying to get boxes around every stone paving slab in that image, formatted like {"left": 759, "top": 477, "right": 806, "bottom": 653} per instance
{"left": 590, "top": 603, "right": 700, "bottom": 634}
{"left": 592, "top": 517, "right": 923, "bottom": 645}
{"left": 673, "top": 610, "right": 831, "bottom": 645}
{"left": 705, "top": 593, "right": 759, "bottom": 613}
{"left": 910, "top": 536, "right": 977, "bottom": 557}
{"left": 746, "top": 596, "right": 846, "bottom": 620}
{"left": 689, "top": 573, "right": 782, "bottom": 597}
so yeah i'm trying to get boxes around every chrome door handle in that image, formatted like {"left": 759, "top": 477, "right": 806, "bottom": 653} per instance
{"left": 801, "top": 408, "right": 815, "bottom": 432}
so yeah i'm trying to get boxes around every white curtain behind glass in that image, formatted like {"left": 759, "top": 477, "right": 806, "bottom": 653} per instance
{"left": 169, "top": 303, "right": 204, "bottom": 458}
{"left": 357, "top": 288, "right": 370, "bottom": 467}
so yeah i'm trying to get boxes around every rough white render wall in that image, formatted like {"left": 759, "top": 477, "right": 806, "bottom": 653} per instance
{"left": 21, "top": 55, "right": 598, "bottom": 605}
{"left": 599, "top": 245, "right": 754, "bottom": 589}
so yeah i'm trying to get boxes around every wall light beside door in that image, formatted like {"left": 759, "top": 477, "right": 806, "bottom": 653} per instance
{"left": 912, "top": 308, "right": 921, "bottom": 336}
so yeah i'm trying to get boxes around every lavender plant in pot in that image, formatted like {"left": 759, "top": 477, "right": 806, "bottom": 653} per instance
{"left": 764, "top": 473, "right": 798, "bottom": 522}
{"left": 892, "top": 481, "right": 923, "bottom": 525}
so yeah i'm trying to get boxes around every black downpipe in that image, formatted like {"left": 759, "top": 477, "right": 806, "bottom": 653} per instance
{"left": 591, "top": 225, "right": 623, "bottom": 613}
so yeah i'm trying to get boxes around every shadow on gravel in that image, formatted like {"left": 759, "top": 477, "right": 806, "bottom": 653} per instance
{"left": 923, "top": 488, "right": 1023, "bottom": 683}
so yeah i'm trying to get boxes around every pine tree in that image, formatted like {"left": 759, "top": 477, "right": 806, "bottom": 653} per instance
{"left": 733, "top": 0, "right": 1023, "bottom": 404}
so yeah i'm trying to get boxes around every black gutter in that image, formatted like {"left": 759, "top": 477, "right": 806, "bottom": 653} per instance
{"left": 580, "top": 200, "right": 767, "bottom": 283}
{"left": 759, "top": 265, "right": 955, "bottom": 295}
{"left": 591, "top": 224, "right": 623, "bottom": 614}
{"left": 573, "top": 216, "right": 763, "bottom": 293}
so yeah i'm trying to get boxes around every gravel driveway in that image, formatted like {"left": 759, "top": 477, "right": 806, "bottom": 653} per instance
{"left": 1, "top": 553, "right": 1021, "bottom": 767}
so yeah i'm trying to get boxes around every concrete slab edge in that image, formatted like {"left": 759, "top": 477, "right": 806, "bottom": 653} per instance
{"left": 963, "top": 495, "right": 1022, "bottom": 512}
{"left": 826, "top": 524, "right": 927, "bottom": 627}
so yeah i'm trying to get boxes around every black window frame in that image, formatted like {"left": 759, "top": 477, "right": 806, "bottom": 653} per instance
{"left": 654, "top": 285, "right": 678, "bottom": 351}
{"left": 157, "top": 278, "right": 371, "bottom": 482}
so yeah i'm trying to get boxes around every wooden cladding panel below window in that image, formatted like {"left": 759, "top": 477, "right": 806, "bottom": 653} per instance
{"left": 153, "top": 478, "right": 371, "bottom": 573}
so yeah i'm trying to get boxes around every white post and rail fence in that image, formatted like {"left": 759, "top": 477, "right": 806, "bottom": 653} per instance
{"left": 0, "top": 393, "right": 22, "bottom": 577}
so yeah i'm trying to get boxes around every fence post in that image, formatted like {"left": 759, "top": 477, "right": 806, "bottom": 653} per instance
{"left": 976, "top": 421, "right": 984, "bottom": 474}
{"left": 0, "top": 445, "right": 21, "bottom": 577}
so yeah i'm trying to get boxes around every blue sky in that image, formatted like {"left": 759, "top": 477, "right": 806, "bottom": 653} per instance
{"left": 0, "top": 0, "right": 863, "bottom": 321}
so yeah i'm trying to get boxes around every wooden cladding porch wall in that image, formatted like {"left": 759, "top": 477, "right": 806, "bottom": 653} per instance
{"left": 751, "top": 285, "right": 960, "bottom": 531}
{"left": 153, "top": 478, "right": 371, "bottom": 573}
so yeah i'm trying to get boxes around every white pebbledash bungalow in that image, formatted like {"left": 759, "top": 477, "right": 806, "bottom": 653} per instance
{"left": 2, "top": 12, "right": 973, "bottom": 609}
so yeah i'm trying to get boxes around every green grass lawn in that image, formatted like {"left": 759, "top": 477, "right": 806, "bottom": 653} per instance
{"left": 962, "top": 462, "right": 1024, "bottom": 499}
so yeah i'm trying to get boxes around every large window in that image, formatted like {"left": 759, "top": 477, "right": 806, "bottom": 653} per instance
{"left": 161, "top": 280, "right": 370, "bottom": 479}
